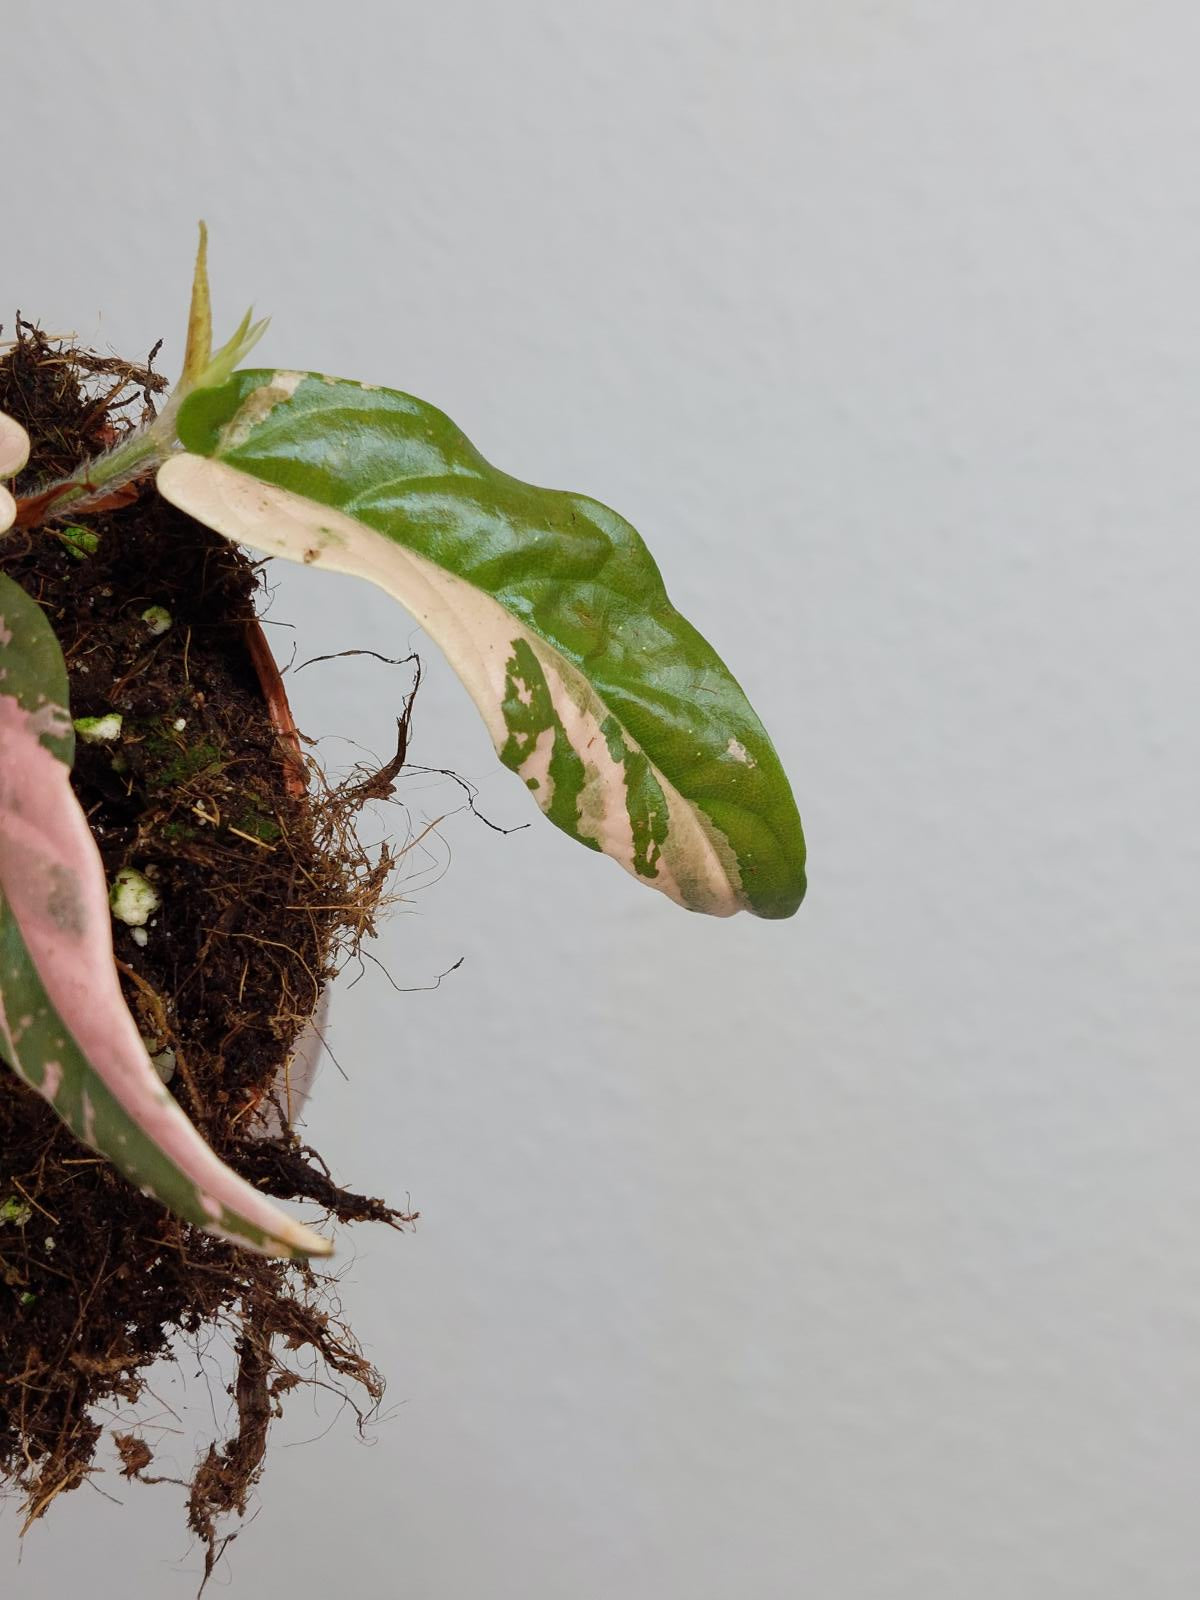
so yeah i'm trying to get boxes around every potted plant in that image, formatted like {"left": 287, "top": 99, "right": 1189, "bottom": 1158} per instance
{"left": 0, "top": 229, "right": 805, "bottom": 1557}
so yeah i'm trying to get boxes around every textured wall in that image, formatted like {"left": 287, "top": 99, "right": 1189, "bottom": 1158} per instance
{"left": 6, "top": 3, "right": 1200, "bottom": 1596}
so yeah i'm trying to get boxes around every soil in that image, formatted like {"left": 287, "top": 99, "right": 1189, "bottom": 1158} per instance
{"left": 0, "top": 324, "right": 413, "bottom": 1570}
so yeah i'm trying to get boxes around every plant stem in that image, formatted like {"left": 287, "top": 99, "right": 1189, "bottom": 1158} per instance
{"left": 14, "top": 412, "right": 180, "bottom": 528}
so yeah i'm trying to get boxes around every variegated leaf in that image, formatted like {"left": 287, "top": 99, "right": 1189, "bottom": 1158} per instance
{"left": 0, "top": 571, "right": 330, "bottom": 1259}
{"left": 157, "top": 372, "right": 806, "bottom": 917}
{"left": 0, "top": 411, "right": 30, "bottom": 533}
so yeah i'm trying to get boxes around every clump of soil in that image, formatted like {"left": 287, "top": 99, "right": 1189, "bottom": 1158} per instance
{"left": 0, "top": 323, "right": 413, "bottom": 1564}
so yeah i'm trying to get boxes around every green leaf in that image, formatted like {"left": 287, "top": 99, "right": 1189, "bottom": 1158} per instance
{"left": 158, "top": 371, "right": 806, "bottom": 917}
{"left": 0, "top": 571, "right": 330, "bottom": 1259}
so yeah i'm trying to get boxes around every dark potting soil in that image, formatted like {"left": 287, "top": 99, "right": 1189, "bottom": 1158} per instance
{"left": 0, "top": 323, "right": 412, "bottom": 1564}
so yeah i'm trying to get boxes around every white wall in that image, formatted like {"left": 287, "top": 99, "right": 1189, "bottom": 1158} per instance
{"left": 5, "top": 3, "right": 1200, "bottom": 1595}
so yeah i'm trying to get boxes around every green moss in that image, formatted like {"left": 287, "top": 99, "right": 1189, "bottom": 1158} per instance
{"left": 160, "top": 820, "right": 199, "bottom": 843}
{"left": 142, "top": 731, "right": 222, "bottom": 788}
{"left": 233, "top": 809, "right": 281, "bottom": 844}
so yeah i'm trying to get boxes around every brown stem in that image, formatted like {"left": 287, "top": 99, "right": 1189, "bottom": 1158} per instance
{"left": 14, "top": 481, "right": 135, "bottom": 527}
{"left": 244, "top": 620, "right": 307, "bottom": 798}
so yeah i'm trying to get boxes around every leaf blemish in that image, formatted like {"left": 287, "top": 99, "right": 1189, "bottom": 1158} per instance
{"left": 46, "top": 863, "right": 86, "bottom": 936}
{"left": 218, "top": 370, "right": 305, "bottom": 451}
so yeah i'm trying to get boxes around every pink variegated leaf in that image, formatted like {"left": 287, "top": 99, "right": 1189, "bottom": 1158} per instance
{"left": 0, "top": 569, "right": 330, "bottom": 1258}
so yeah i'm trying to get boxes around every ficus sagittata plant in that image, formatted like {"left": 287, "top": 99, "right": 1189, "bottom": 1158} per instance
{"left": 0, "top": 228, "right": 805, "bottom": 1259}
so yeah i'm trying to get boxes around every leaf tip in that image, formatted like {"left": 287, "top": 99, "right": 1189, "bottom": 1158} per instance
{"left": 180, "top": 222, "right": 213, "bottom": 388}
{"left": 281, "top": 1220, "right": 335, "bottom": 1259}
